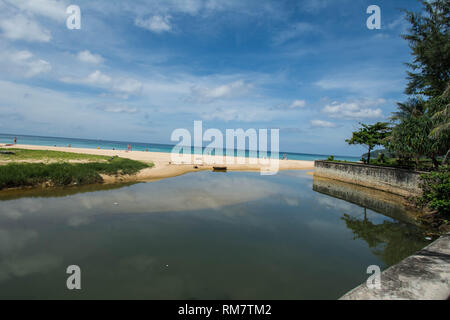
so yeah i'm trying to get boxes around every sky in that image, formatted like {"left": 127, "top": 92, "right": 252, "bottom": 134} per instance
{"left": 0, "top": 0, "right": 424, "bottom": 156}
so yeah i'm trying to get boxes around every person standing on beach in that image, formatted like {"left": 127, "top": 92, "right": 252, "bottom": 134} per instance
{"left": 14, "top": 137, "right": 17, "bottom": 145}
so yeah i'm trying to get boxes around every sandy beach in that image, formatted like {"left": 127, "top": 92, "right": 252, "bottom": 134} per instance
{"left": 2, "top": 144, "right": 315, "bottom": 183}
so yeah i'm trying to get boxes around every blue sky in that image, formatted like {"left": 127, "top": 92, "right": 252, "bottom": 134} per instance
{"left": 0, "top": 0, "right": 423, "bottom": 156}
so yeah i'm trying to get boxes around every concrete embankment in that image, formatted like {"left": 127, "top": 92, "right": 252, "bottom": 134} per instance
{"left": 340, "top": 234, "right": 450, "bottom": 300}
{"left": 312, "top": 175, "right": 421, "bottom": 224}
{"left": 314, "top": 161, "right": 423, "bottom": 197}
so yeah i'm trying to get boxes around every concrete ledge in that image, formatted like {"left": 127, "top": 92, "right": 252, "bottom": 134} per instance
{"left": 340, "top": 234, "right": 450, "bottom": 300}
{"left": 314, "top": 161, "right": 424, "bottom": 197}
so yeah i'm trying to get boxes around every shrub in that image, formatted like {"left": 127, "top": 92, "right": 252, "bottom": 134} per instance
{"left": 417, "top": 168, "right": 450, "bottom": 217}
{"left": 0, "top": 158, "right": 151, "bottom": 190}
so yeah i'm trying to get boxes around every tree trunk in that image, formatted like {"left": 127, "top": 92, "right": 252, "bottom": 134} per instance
{"left": 442, "top": 149, "right": 450, "bottom": 165}
{"left": 367, "top": 147, "right": 372, "bottom": 164}
{"left": 431, "top": 156, "right": 439, "bottom": 170}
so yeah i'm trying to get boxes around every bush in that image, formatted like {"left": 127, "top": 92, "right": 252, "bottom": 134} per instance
{"left": 417, "top": 168, "right": 450, "bottom": 217}
{"left": 327, "top": 155, "right": 335, "bottom": 161}
{"left": 376, "top": 153, "right": 385, "bottom": 163}
{"left": 0, "top": 158, "right": 151, "bottom": 190}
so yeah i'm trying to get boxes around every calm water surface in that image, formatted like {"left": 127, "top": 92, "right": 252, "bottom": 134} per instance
{"left": 0, "top": 171, "right": 427, "bottom": 299}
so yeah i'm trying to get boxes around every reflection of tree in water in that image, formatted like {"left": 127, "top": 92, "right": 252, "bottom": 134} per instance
{"left": 342, "top": 210, "right": 428, "bottom": 267}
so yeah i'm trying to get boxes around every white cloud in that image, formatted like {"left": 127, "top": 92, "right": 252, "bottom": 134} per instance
{"left": 113, "top": 78, "right": 143, "bottom": 95}
{"left": 273, "top": 22, "right": 318, "bottom": 45}
{"left": 61, "top": 70, "right": 142, "bottom": 96}
{"left": 102, "top": 0, "right": 267, "bottom": 18}
{"left": 289, "top": 100, "right": 306, "bottom": 109}
{"left": 190, "top": 80, "right": 252, "bottom": 103}
{"left": 61, "top": 70, "right": 111, "bottom": 86}
{"left": 322, "top": 99, "right": 385, "bottom": 119}
{"left": 77, "top": 51, "right": 104, "bottom": 64}
{"left": 314, "top": 70, "right": 403, "bottom": 96}
{"left": 85, "top": 70, "right": 112, "bottom": 85}
{"left": 135, "top": 15, "right": 172, "bottom": 33}
{"left": 4, "top": 0, "right": 68, "bottom": 21}
{"left": 100, "top": 105, "right": 138, "bottom": 114}
{"left": 386, "top": 15, "right": 408, "bottom": 31}
{"left": 302, "top": 0, "right": 332, "bottom": 13}
{"left": 0, "top": 80, "right": 149, "bottom": 139}
{"left": 310, "top": 120, "right": 336, "bottom": 128}
{"left": 0, "top": 14, "right": 51, "bottom": 42}
{"left": 0, "top": 50, "right": 51, "bottom": 77}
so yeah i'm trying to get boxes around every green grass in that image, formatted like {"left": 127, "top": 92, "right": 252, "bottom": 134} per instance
{"left": 0, "top": 155, "right": 153, "bottom": 190}
{"left": 0, "top": 148, "right": 110, "bottom": 162}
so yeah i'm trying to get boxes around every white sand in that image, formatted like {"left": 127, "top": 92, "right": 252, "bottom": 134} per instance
{"left": 3, "top": 144, "right": 315, "bottom": 183}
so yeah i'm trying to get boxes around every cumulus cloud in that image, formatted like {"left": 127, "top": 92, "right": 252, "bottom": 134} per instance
{"left": 310, "top": 120, "right": 336, "bottom": 128}
{"left": 77, "top": 50, "right": 104, "bottom": 64}
{"left": 3, "top": 0, "right": 68, "bottom": 21}
{"left": 322, "top": 99, "right": 385, "bottom": 119}
{"left": 0, "top": 50, "right": 51, "bottom": 77}
{"left": 289, "top": 100, "right": 306, "bottom": 109}
{"left": 314, "top": 69, "right": 404, "bottom": 96}
{"left": 84, "top": 70, "right": 112, "bottom": 85}
{"left": 135, "top": 15, "right": 172, "bottom": 33}
{"left": 113, "top": 78, "right": 143, "bottom": 95}
{"left": 0, "top": 14, "right": 51, "bottom": 42}
{"left": 190, "top": 80, "right": 252, "bottom": 103}
{"left": 61, "top": 71, "right": 142, "bottom": 96}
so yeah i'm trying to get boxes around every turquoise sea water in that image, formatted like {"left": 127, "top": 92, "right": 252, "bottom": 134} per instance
{"left": 0, "top": 133, "right": 360, "bottom": 162}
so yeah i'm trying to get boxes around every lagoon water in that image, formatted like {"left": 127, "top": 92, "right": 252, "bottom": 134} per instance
{"left": 0, "top": 170, "right": 427, "bottom": 299}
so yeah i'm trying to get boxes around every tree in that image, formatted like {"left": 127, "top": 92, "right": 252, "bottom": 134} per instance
{"left": 389, "top": 92, "right": 449, "bottom": 169}
{"left": 391, "top": 97, "right": 426, "bottom": 122}
{"left": 346, "top": 122, "right": 391, "bottom": 164}
{"left": 389, "top": 0, "right": 450, "bottom": 168}
{"left": 428, "top": 84, "right": 450, "bottom": 164}
{"left": 389, "top": 113, "right": 441, "bottom": 167}
{"left": 389, "top": 97, "right": 439, "bottom": 168}
{"left": 402, "top": 0, "right": 450, "bottom": 98}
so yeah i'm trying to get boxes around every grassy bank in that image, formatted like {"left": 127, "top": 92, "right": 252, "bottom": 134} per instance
{"left": 0, "top": 149, "right": 153, "bottom": 190}
{"left": 0, "top": 148, "right": 110, "bottom": 162}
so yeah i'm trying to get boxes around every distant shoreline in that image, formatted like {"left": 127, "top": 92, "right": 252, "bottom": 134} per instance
{"left": 0, "top": 133, "right": 360, "bottom": 162}
{"left": 1, "top": 144, "right": 315, "bottom": 187}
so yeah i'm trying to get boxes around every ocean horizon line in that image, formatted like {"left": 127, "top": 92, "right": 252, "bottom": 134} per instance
{"left": 0, "top": 132, "right": 360, "bottom": 162}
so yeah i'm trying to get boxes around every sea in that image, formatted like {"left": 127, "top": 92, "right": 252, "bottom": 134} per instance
{"left": 0, "top": 133, "right": 360, "bottom": 162}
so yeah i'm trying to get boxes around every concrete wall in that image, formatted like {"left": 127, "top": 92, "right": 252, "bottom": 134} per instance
{"left": 340, "top": 234, "right": 450, "bottom": 300}
{"left": 313, "top": 176, "right": 421, "bottom": 224}
{"left": 314, "top": 161, "right": 423, "bottom": 197}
